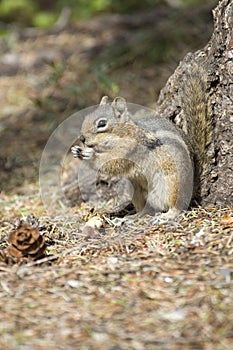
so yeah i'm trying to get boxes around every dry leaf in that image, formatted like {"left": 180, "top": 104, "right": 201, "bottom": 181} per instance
{"left": 220, "top": 214, "right": 233, "bottom": 227}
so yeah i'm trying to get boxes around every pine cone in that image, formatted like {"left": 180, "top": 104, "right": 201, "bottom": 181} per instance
{"left": 7, "top": 223, "right": 46, "bottom": 260}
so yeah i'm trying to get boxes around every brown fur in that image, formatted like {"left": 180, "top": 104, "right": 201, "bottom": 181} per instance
{"left": 72, "top": 70, "right": 211, "bottom": 221}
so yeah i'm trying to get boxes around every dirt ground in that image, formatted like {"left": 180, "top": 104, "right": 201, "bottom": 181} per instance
{"left": 0, "top": 3, "right": 232, "bottom": 350}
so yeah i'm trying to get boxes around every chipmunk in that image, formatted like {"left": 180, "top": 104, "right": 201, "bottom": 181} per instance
{"left": 71, "top": 71, "right": 212, "bottom": 221}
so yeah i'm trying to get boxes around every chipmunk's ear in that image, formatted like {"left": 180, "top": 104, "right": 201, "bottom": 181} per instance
{"left": 99, "top": 96, "right": 109, "bottom": 105}
{"left": 112, "top": 97, "right": 129, "bottom": 122}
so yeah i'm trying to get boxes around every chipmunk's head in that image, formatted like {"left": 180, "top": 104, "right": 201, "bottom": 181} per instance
{"left": 72, "top": 96, "right": 138, "bottom": 168}
{"left": 79, "top": 96, "right": 132, "bottom": 146}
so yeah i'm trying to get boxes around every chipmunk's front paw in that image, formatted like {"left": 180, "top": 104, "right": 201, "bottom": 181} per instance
{"left": 71, "top": 145, "right": 83, "bottom": 159}
{"left": 71, "top": 145, "right": 94, "bottom": 160}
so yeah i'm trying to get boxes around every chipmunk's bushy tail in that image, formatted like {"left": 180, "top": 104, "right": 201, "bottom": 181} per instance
{"left": 180, "top": 65, "right": 213, "bottom": 196}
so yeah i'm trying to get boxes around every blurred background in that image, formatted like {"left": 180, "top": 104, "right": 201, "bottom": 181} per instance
{"left": 0, "top": 0, "right": 218, "bottom": 195}
{"left": 0, "top": 0, "right": 217, "bottom": 26}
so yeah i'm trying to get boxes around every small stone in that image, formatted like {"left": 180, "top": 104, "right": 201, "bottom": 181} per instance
{"left": 66, "top": 280, "right": 84, "bottom": 288}
{"left": 86, "top": 216, "right": 103, "bottom": 229}
{"left": 107, "top": 257, "right": 118, "bottom": 264}
{"left": 219, "top": 267, "right": 231, "bottom": 283}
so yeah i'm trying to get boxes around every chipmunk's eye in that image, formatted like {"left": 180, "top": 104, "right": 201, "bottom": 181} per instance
{"left": 96, "top": 118, "right": 107, "bottom": 129}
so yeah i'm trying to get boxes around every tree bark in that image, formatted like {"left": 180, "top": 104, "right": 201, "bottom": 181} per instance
{"left": 156, "top": 0, "right": 233, "bottom": 207}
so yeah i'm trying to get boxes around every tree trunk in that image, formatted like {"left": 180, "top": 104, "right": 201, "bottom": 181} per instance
{"left": 156, "top": 0, "right": 233, "bottom": 207}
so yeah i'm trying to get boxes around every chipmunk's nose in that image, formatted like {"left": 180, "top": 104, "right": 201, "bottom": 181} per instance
{"left": 80, "top": 134, "right": 85, "bottom": 143}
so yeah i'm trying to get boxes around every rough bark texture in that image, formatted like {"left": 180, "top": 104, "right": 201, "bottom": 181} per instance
{"left": 157, "top": 0, "right": 233, "bottom": 207}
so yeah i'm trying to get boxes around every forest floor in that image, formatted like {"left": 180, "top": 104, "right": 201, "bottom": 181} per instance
{"left": 0, "top": 3, "right": 232, "bottom": 350}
